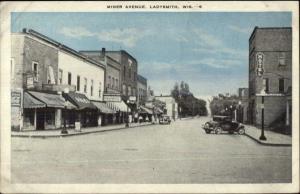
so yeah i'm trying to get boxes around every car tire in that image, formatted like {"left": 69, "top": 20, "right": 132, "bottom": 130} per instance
{"left": 205, "top": 129, "right": 211, "bottom": 134}
{"left": 214, "top": 127, "right": 222, "bottom": 134}
{"left": 238, "top": 128, "right": 245, "bottom": 135}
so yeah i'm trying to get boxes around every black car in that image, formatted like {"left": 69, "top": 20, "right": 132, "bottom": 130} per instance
{"left": 202, "top": 115, "right": 245, "bottom": 135}
{"left": 159, "top": 115, "right": 171, "bottom": 124}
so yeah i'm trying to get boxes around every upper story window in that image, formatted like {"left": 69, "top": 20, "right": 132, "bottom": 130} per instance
{"left": 108, "top": 76, "right": 111, "bottom": 88}
{"left": 116, "top": 79, "right": 119, "bottom": 90}
{"left": 128, "top": 86, "right": 131, "bottom": 96}
{"left": 47, "top": 66, "right": 55, "bottom": 84}
{"left": 279, "top": 78, "right": 285, "bottom": 93}
{"left": 263, "top": 78, "right": 269, "bottom": 93}
{"left": 122, "top": 84, "right": 126, "bottom": 95}
{"left": 112, "top": 77, "right": 115, "bottom": 89}
{"left": 124, "top": 66, "right": 126, "bottom": 78}
{"left": 32, "top": 62, "right": 39, "bottom": 81}
{"left": 68, "top": 72, "right": 72, "bottom": 85}
{"left": 91, "top": 79, "right": 94, "bottom": 96}
{"left": 279, "top": 52, "right": 286, "bottom": 66}
{"left": 58, "top": 69, "right": 63, "bottom": 84}
{"left": 99, "top": 82, "right": 102, "bottom": 98}
{"left": 84, "top": 78, "right": 87, "bottom": 93}
{"left": 77, "top": 75, "right": 80, "bottom": 91}
{"left": 11, "top": 58, "right": 15, "bottom": 79}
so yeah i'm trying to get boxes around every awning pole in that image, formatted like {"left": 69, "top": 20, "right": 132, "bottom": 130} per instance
{"left": 34, "top": 108, "right": 37, "bottom": 130}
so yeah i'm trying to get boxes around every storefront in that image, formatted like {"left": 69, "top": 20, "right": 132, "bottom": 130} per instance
{"left": 138, "top": 105, "right": 153, "bottom": 122}
{"left": 23, "top": 91, "right": 65, "bottom": 130}
{"left": 91, "top": 101, "right": 116, "bottom": 126}
{"left": 62, "top": 91, "right": 98, "bottom": 128}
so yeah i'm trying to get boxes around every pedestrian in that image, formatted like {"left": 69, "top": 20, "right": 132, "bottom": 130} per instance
{"left": 139, "top": 115, "right": 143, "bottom": 124}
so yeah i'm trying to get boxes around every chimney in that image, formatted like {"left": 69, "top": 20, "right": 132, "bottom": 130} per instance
{"left": 101, "top": 48, "right": 106, "bottom": 57}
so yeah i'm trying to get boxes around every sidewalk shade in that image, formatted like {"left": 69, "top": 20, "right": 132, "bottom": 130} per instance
{"left": 27, "top": 91, "right": 65, "bottom": 108}
{"left": 140, "top": 106, "right": 153, "bottom": 114}
{"left": 92, "top": 101, "right": 116, "bottom": 114}
{"left": 63, "top": 92, "right": 97, "bottom": 110}
{"left": 23, "top": 92, "right": 46, "bottom": 108}
{"left": 107, "top": 101, "right": 130, "bottom": 112}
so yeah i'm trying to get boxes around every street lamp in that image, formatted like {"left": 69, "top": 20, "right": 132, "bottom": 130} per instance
{"left": 258, "top": 88, "right": 267, "bottom": 141}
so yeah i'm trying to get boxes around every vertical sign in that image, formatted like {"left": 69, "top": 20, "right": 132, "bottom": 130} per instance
{"left": 256, "top": 52, "right": 264, "bottom": 77}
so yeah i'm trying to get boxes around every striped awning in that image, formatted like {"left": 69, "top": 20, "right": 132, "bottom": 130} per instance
{"left": 139, "top": 106, "right": 153, "bottom": 114}
{"left": 92, "top": 101, "right": 116, "bottom": 114}
{"left": 28, "top": 91, "right": 65, "bottom": 108}
{"left": 107, "top": 101, "right": 131, "bottom": 112}
{"left": 23, "top": 92, "right": 46, "bottom": 109}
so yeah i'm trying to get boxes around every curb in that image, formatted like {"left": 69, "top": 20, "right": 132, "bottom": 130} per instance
{"left": 244, "top": 133, "right": 292, "bottom": 147}
{"left": 11, "top": 123, "right": 154, "bottom": 139}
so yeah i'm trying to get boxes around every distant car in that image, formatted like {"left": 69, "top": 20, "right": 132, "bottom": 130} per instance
{"left": 202, "top": 115, "right": 245, "bottom": 135}
{"left": 159, "top": 115, "right": 171, "bottom": 124}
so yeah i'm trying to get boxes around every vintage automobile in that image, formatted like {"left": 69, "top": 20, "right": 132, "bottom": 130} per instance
{"left": 159, "top": 115, "right": 171, "bottom": 124}
{"left": 202, "top": 115, "right": 245, "bottom": 135}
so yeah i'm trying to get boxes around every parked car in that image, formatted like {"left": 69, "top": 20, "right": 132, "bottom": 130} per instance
{"left": 202, "top": 115, "right": 245, "bottom": 135}
{"left": 159, "top": 115, "right": 171, "bottom": 124}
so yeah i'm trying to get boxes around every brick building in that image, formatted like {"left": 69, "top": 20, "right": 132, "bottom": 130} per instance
{"left": 11, "top": 29, "right": 106, "bottom": 131}
{"left": 137, "top": 74, "right": 147, "bottom": 106}
{"left": 248, "top": 27, "right": 292, "bottom": 132}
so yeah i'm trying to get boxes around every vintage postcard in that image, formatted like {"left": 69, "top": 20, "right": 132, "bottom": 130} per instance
{"left": 0, "top": 1, "right": 299, "bottom": 193}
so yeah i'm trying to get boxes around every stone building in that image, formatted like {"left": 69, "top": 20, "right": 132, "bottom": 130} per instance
{"left": 155, "top": 95, "right": 178, "bottom": 120}
{"left": 11, "top": 29, "right": 106, "bottom": 131}
{"left": 248, "top": 27, "right": 292, "bottom": 132}
{"left": 137, "top": 74, "right": 147, "bottom": 106}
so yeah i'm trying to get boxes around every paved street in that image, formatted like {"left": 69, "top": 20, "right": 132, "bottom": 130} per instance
{"left": 11, "top": 117, "right": 291, "bottom": 184}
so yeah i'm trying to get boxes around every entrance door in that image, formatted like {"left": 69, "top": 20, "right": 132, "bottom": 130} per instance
{"left": 36, "top": 109, "right": 45, "bottom": 130}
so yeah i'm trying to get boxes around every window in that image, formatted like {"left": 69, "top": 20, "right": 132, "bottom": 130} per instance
{"left": 47, "top": 66, "right": 55, "bottom": 84}
{"left": 58, "top": 69, "right": 63, "bottom": 84}
{"left": 77, "top": 76, "right": 80, "bottom": 91}
{"left": 279, "top": 78, "right": 285, "bottom": 93}
{"left": 91, "top": 79, "right": 94, "bottom": 96}
{"left": 263, "top": 78, "right": 269, "bottom": 93}
{"left": 112, "top": 77, "right": 115, "bottom": 89}
{"left": 134, "top": 72, "right": 137, "bottom": 81}
{"left": 11, "top": 58, "right": 15, "bottom": 79}
{"left": 32, "top": 62, "right": 39, "bottom": 81}
{"left": 122, "top": 84, "right": 126, "bottom": 95}
{"left": 84, "top": 78, "right": 87, "bottom": 93}
{"left": 108, "top": 76, "right": 111, "bottom": 88}
{"left": 99, "top": 82, "right": 102, "bottom": 98}
{"left": 124, "top": 66, "right": 126, "bottom": 78}
{"left": 68, "top": 72, "right": 72, "bottom": 85}
{"left": 279, "top": 52, "right": 286, "bottom": 66}
{"left": 116, "top": 79, "right": 119, "bottom": 90}
{"left": 128, "top": 86, "right": 131, "bottom": 96}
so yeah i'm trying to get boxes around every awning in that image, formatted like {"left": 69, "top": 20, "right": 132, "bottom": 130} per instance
{"left": 92, "top": 101, "right": 116, "bottom": 114}
{"left": 139, "top": 106, "right": 153, "bottom": 114}
{"left": 64, "top": 100, "right": 77, "bottom": 110}
{"left": 63, "top": 92, "right": 97, "bottom": 110}
{"left": 107, "top": 101, "right": 131, "bottom": 112}
{"left": 28, "top": 91, "right": 65, "bottom": 108}
{"left": 23, "top": 92, "right": 46, "bottom": 109}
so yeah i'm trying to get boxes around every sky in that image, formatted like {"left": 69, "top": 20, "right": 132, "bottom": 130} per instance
{"left": 11, "top": 12, "right": 291, "bottom": 99}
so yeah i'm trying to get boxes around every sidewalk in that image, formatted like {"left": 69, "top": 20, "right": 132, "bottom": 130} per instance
{"left": 11, "top": 122, "right": 154, "bottom": 138}
{"left": 244, "top": 124, "right": 292, "bottom": 146}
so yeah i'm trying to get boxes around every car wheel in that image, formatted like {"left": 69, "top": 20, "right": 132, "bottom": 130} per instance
{"left": 214, "top": 127, "right": 222, "bottom": 134}
{"left": 205, "top": 129, "right": 211, "bottom": 134}
{"left": 238, "top": 128, "right": 245, "bottom": 135}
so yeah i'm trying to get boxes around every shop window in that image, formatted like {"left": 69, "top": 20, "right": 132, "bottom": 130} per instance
{"left": 263, "top": 78, "right": 269, "bottom": 93}
{"left": 91, "top": 79, "right": 94, "bottom": 96}
{"left": 77, "top": 75, "right": 80, "bottom": 91}
{"left": 32, "top": 62, "right": 39, "bottom": 81}
{"left": 84, "top": 78, "right": 87, "bottom": 93}
{"left": 279, "top": 78, "right": 284, "bottom": 93}
{"left": 58, "top": 69, "right": 63, "bottom": 84}
{"left": 45, "top": 110, "right": 55, "bottom": 126}
{"left": 68, "top": 72, "right": 72, "bottom": 85}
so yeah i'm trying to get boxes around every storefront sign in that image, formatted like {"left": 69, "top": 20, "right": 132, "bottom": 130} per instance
{"left": 129, "top": 96, "right": 136, "bottom": 102}
{"left": 11, "top": 91, "right": 21, "bottom": 106}
{"left": 103, "top": 95, "right": 121, "bottom": 102}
